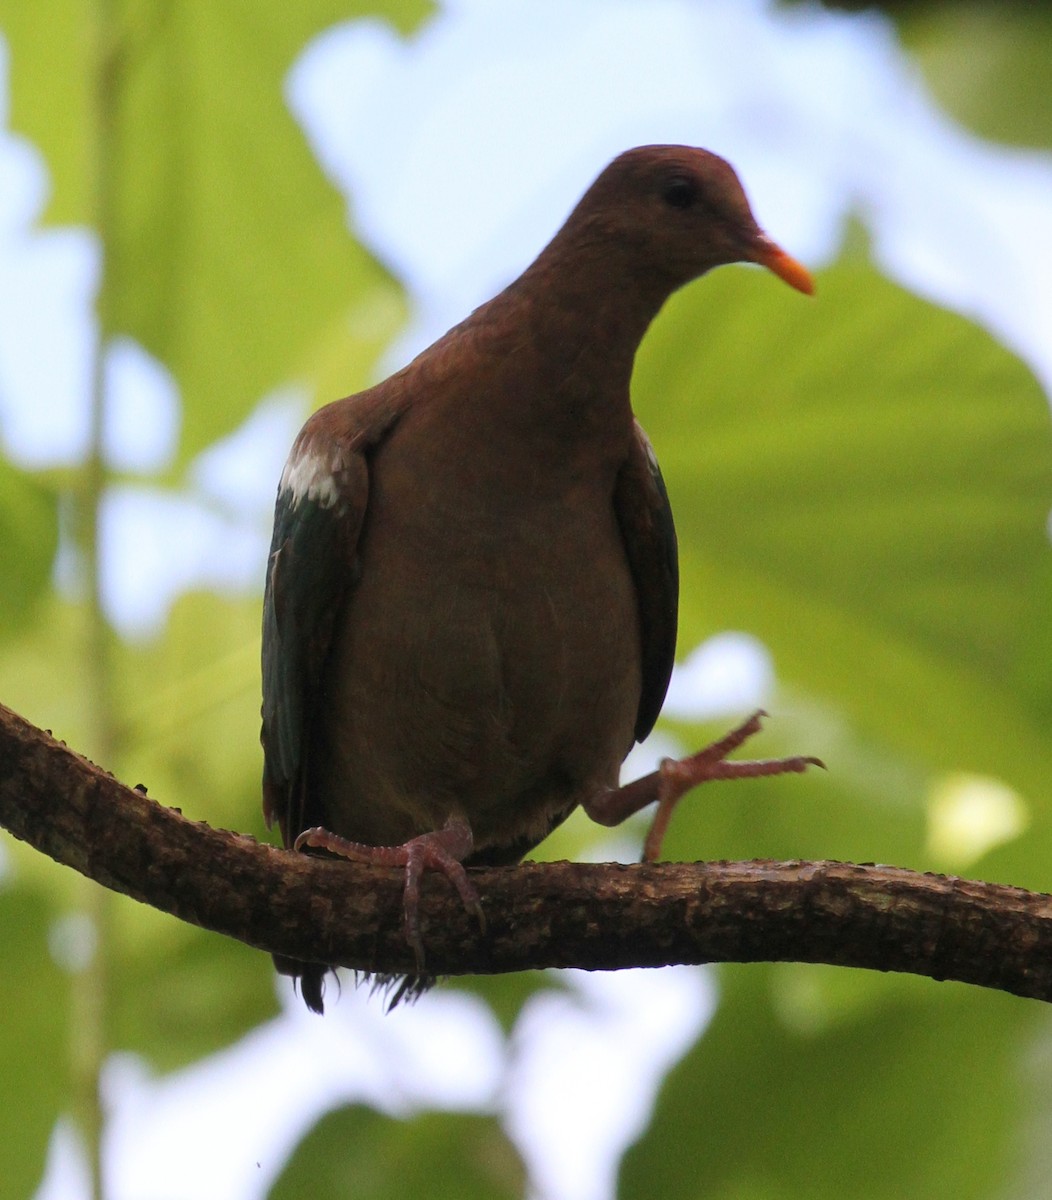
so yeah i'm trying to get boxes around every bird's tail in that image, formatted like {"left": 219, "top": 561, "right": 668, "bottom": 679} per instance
{"left": 272, "top": 953, "right": 330, "bottom": 1014}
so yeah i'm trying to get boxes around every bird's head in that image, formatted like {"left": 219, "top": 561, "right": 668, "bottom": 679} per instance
{"left": 562, "top": 144, "right": 814, "bottom": 297}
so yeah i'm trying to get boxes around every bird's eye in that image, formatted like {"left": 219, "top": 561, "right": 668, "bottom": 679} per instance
{"left": 662, "top": 176, "right": 697, "bottom": 209}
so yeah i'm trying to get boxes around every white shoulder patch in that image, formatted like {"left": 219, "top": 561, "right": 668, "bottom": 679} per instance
{"left": 643, "top": 436, "right": 659, "bottom": 475}
{"left": 279, "top": 445, "right": 341, "bottom": 509}
{"left": 637, "top": 425, "right": 660, "bottom": 476}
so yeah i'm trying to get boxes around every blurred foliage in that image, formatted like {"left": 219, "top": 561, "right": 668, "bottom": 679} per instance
{"left": 635, "top": 260, "right": 1052, "bottom": 857}
{"left": 897, "top": 4, "right": 1052, "bottom": 151}
{"left": 271, "top": 1105, "right": 526, "bottom": 1199}
{"left": 0, "top": 0, "right": 429, "bottom": 1191}
{"left": 0, "top": 891, "right": 70, "bottom": 1200}
{"left": 620, "top": 251, "right": 1052, "bottom": 1199}
{"left": 0, "top": 2, "right": 1052, "bottom": 1200}
{"left": 0, "top": 461, "right": 57, "bottom": 637}
{"left": 797, "top": 2, "right": 1052, "bottom": 151}
{"left": 621, "top": 965, "right": 1036, "bottom": 1200}
{"left": 0, "top": 0, "right": 422, "bottom": 465}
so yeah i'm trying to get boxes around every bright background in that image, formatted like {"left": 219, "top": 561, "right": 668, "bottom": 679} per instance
{"left": 2, "top": 2, "right": 1052, "bottom": 1198}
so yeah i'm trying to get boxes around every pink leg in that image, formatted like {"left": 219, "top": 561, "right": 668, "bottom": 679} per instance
{"left": 295, "top": 815, "right": 486, "bottom": 972}
{"left": 584, "top": 710, "right": 823, "bottom": 862}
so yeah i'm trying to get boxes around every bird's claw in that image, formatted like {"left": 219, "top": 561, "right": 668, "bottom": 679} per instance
{"left": 295, "top": 816, "right": 484, "bottom": 973}
{"left": 400, "top": 819, "right": 485, "bottom": 972}
{"left": 642, "top": 709, "right": 824, "bottom": 862}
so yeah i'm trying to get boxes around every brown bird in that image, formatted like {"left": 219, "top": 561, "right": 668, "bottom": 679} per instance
{"left": 261, "top": 144, "right": 819, "bottom": 1012}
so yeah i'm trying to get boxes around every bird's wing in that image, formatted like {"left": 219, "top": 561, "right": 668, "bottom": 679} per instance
{"left": 260, "top": 392, "right": 402, "bottom": 846}
{"left": 613, "top": 419, "right": 680, "bottom": 744}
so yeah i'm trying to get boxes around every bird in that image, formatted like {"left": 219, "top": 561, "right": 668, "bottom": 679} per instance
{"left": 261, "top": 144, "right": 820, "bottom": 1012}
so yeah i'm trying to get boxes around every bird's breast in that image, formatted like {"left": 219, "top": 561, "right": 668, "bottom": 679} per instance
{"left": 310, "top": 425, "right": 642, "bottom": 856}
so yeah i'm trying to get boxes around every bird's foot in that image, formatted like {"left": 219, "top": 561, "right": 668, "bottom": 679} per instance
{"left": 294, "top": 815, "right": 485, "bottom": 973}
{"left": 584, "top": 709, "right": 823, "bottom": 860}
{"left": 642, "top": 709, "right": 823, "bottom": 861}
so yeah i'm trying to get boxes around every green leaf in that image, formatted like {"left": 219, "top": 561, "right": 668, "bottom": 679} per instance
{"left": 618, "top": 255, "right": 1052, "bottom": 1200}
{"left": 114, "top": 590, "right": 265, "bottom": 831}
{"left": 0, "top": 458, "right": 57, "bottom": 637}
{"left": 900, "top": 6, "right": 1052, "bottom": 150}
{"left": 453, "top": 970, "right": 563, "bottom": 1035}
{"left": 619, "top": 964, "right": 1036, "bottom": 1200}
{"left": 0, "top": 1, "right": 427, "bottom": 463}
{"left": 0, "top": 598, "right": 91, "bottom": 764}
{"left": 0, "top": 589, "right": 279, "bottom": 1071}
{"left": 107, "top": 590, "right": 281, "bottom": 1066}
{"left": 270, "top": 1105, "right": 526, "bottom": 1200}
{"left": 112, "top": 915, "right": 278, "bottom": 1071}
{"left": 635, "top": 261, "right": 1052, "bottom": 812}
{"left": 0, "top": 886, "right": 70, "bottom": 1200}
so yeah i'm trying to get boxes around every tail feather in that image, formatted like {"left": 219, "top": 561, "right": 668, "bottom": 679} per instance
{"left": 272, "top": 953, "right": 330, "bottom": 1014}
{"left": 271, "top": 953, "right": 434, "bottom": 1013}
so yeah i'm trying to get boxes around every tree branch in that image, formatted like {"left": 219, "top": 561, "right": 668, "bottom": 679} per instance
{"left": 2, "top": 699, "right": 1051, "bottom": 1000}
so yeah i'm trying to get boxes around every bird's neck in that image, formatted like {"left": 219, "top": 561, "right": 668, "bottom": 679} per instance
{"left": 459, "top": 239, "right": 668, "bottom": 452}
{"left": 513, "top": 232, "right": 670, "bottom": 368}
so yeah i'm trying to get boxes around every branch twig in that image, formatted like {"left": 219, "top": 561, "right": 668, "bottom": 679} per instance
{"left": 2, "top": 700, "right": 1051, "bottom": 1000}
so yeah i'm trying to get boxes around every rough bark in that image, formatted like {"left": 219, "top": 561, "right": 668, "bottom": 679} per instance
{"left": 2, "top": 700, "right": 1051, "bottom": 1000}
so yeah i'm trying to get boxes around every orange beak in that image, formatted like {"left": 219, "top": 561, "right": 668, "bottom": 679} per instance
{"left": 749, "top": 234, "right": 815, "bottom": 296}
